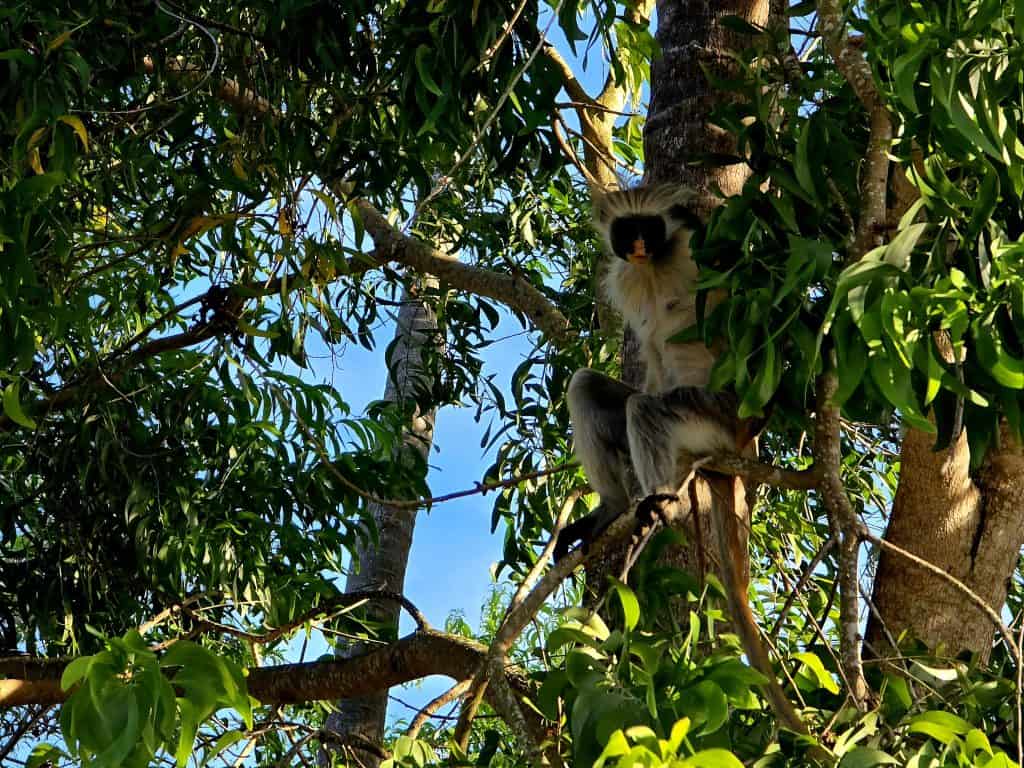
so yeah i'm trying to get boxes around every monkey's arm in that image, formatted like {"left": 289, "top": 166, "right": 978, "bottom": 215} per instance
{"left": 641, "top": 337, "right": 665, "bottom": 394}
{"left": 553, "top": 503, "right": 621, "bottom": 562}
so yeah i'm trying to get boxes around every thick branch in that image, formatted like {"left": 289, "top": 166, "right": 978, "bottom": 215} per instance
{"left": 851, "top": 105, "right": 892, "bottom": 259}
{"left": 862, "top": 529, "right": 1019, "bottom": 664}
{"left": 143, "top": 55, "right": 278, "bottom": 116}
{"left": 678, "top": 451, "right": 821, "bottom": 491}
{"left": 816, "top": 0, "right": 878, "bottom": 111}
{"left": 541, "top": 45, "right": 593, "bottom": 106}
{"left": 352, "top": 200, "right": 573, "bottom": 345}
{"left": 0, "top": 631, "right": 526, "bottom": 709}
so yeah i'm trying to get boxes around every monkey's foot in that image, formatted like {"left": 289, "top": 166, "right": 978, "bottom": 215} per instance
{"left": 634, "top": 493, "right": 679, "bottom": 529}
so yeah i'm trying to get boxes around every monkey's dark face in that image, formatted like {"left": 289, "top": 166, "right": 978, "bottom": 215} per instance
{"left": 609, "top": 214, "right": 675, "bottom": 266}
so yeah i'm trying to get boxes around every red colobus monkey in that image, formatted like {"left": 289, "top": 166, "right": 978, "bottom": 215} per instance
{"left": 555, "top": 185, "right": 759, "bottom": 561}
{"left": 555, "top": 184, "right": 805, "bottom": 734}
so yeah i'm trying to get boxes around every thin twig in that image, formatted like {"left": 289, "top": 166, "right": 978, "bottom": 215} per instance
{"left": 406, "top": 680, "right": 472, "bottom": 738}
{"left": 769, "top": 535, "right": 837, "bottom": 642}
{"left": 408, "top": 0, "right": 567, "bottom": 228}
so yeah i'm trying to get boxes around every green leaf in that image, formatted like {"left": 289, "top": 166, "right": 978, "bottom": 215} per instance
{"left": 882, "top": 222, "right": 928, "bottom": 270}
{"left": 968, "top": 162, "right": 999, "bottom": 238}
{"left": 2, "top": 382, "right": 36, "bottom": 429}
{"left": 56, "top": 114, "right": 89, "bottom": 152}
{"left": 682, "top": 680, "right": 729, "bottom": 735}
{"left": 794, "top": 119, "right": 819, "bottom": 202}
{"left": 964, "top": 729, "right": 993, "bottom": 757}
{"left": 27, "top": 744, "right": 69, "bottom": 768}
{"left": 608, "top": 579, "right": 640, "bottom": 630}
{"left": 907, "top": 710, "right": 973, "bottom": 745}
{"left": 594, "top": 730, "right": 630, "bottom": 768}
{"left": 95, "top": 688, "right": 140, "bottom": 766}
{"left": 679, "top": 748, "right": 744, "bottom": 768}
{"left": 892, "top": 47, "right": 928, "bottom": 111}
{"left": 833, "top": 321, "right": 868, "bottom": 406}
{"left": 838, "top": 747, "right": 901, "bottom": 768}
{"left": 667, "top": 717, "right": 691, "bottom": 752}
{"left": 822, "top": 261, "right": 902, "bottom": 334}
{"left": 60, "top": 656, "right": 93, "bottom": 690}
{"left": 414, "top": 45, "right": 444, "bottom": 97}
{"left": 739, "top": 338, "right": 780, "bottom": 417}
{"left": 793, "top": 651, "right": 840, "bottom": 694}
{"left": 973, "top": 315, "right": 1024, "bottom": 388}
{"left": 869, "top": 356, "right": 935, "bottom": 433}
{"left": 14, "top": 171, "right": 65, "bottom": 204}
{"left": 175, "top": 699, "right": 200, "bottom": 767}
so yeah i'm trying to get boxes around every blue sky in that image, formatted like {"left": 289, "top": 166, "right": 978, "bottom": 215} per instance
{"left": 297, "top": 14, "right": 623, "bottom": 726}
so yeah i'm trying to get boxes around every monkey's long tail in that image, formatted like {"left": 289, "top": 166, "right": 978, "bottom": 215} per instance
{"left": 706, "top": 474, "right": 809, "bottom": 737}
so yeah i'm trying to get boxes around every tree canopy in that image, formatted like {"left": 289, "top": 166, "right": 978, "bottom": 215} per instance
{"left": 5, "top": 0, "right": 1024, "bottom": 767}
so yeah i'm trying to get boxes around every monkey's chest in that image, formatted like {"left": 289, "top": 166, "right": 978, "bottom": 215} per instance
{"left": 635, "top": 295, "right": 714, "bottom": 389}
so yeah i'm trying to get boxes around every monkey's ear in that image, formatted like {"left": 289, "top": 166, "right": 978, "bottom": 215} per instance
{"left": 668, "top": 203, "right": 703, "bottom": 231}
{"left": 589, "top": 183, "right": 617, "bottom": 225}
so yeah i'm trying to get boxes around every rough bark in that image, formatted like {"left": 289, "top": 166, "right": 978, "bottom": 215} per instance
{"left": 324, "top": 286, "right": 441, "bottom": 767}
{"left": 868, "top": 425, "right": 1024, "bottom": 659}
{"left": 645, "top": 0, "right": 770, "bottom": 205}
{"left": 868, "top": 321, "right": 1024, "bottom": 657}
{"left": 0, "top": 631, "right": 528, "bottom": 710}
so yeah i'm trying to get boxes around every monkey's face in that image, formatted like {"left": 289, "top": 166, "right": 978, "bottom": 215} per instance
{"left": 592, "top": 186, "right": 701, "bottom": 267}
{"left": 609, "top": 214, "right": 680, "bottom": 266}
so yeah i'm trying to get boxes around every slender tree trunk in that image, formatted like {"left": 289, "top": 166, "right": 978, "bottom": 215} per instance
{"left": 324, "top": 284, "right": 441, "bottom": 766}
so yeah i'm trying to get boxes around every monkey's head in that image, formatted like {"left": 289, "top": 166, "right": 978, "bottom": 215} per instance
{"left": 592, "top": 185, "right": 702, "bottom": 267}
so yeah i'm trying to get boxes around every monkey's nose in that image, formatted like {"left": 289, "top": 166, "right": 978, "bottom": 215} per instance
{"left": 627, "top": 238, "right": 649, "bottom": 265}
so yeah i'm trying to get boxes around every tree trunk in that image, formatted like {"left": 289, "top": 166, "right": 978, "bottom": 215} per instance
{"left": 324, "top": 284, "right": 440, "bottom": 766}
{"left": 868, "top": 425, "right": 1024, "bottom": 659}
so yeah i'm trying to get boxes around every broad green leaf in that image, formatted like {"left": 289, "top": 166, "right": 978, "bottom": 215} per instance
{"left": 838, "top": 747, "right": 901, "bottom": 768}
{"left": 869, "top": 356, "right": 935, "bottom": 433}
{"left": 973, "top": 316, "right": 1024, "bottom": 388}
{"left": 679, "top": 748, "right": 744, "bottom": 768}
{"left": 608, "top": 578, "right": 640, "bottom": 631}
{"left": 60, "top": 656, "right": 93, "bottom": 690}
{"left": 907, "top": 710, "right": 973, "bottom": 746}
{"left": 793, "top": 651, "right": 840, "bottom": 694}
{"left": 882, "top": 223, "right": 928, "bottom": 270}
{"left": 593, "top": 731, "right": 632, "bottom": 768}
{"left": 667, "top": 718, "right": 691, "bottom": 752}
{"left": 2, "top": 382, "right": 36, "bottom": 429}
{"left": 681, "top": 680, "right": 729, "bottom": 735}
{"left": 833, "top": 322, "right": 868, "bottom": 406}
{"left": 892, "top": 47, "right": 928, "bottom": 111}
{"left": 964, "top": 728, "right": 993, "bottom": 757}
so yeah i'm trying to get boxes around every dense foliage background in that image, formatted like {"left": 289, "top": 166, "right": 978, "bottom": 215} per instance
{"left": 5, "top": 0, "right": 1024, "bottom": 766}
